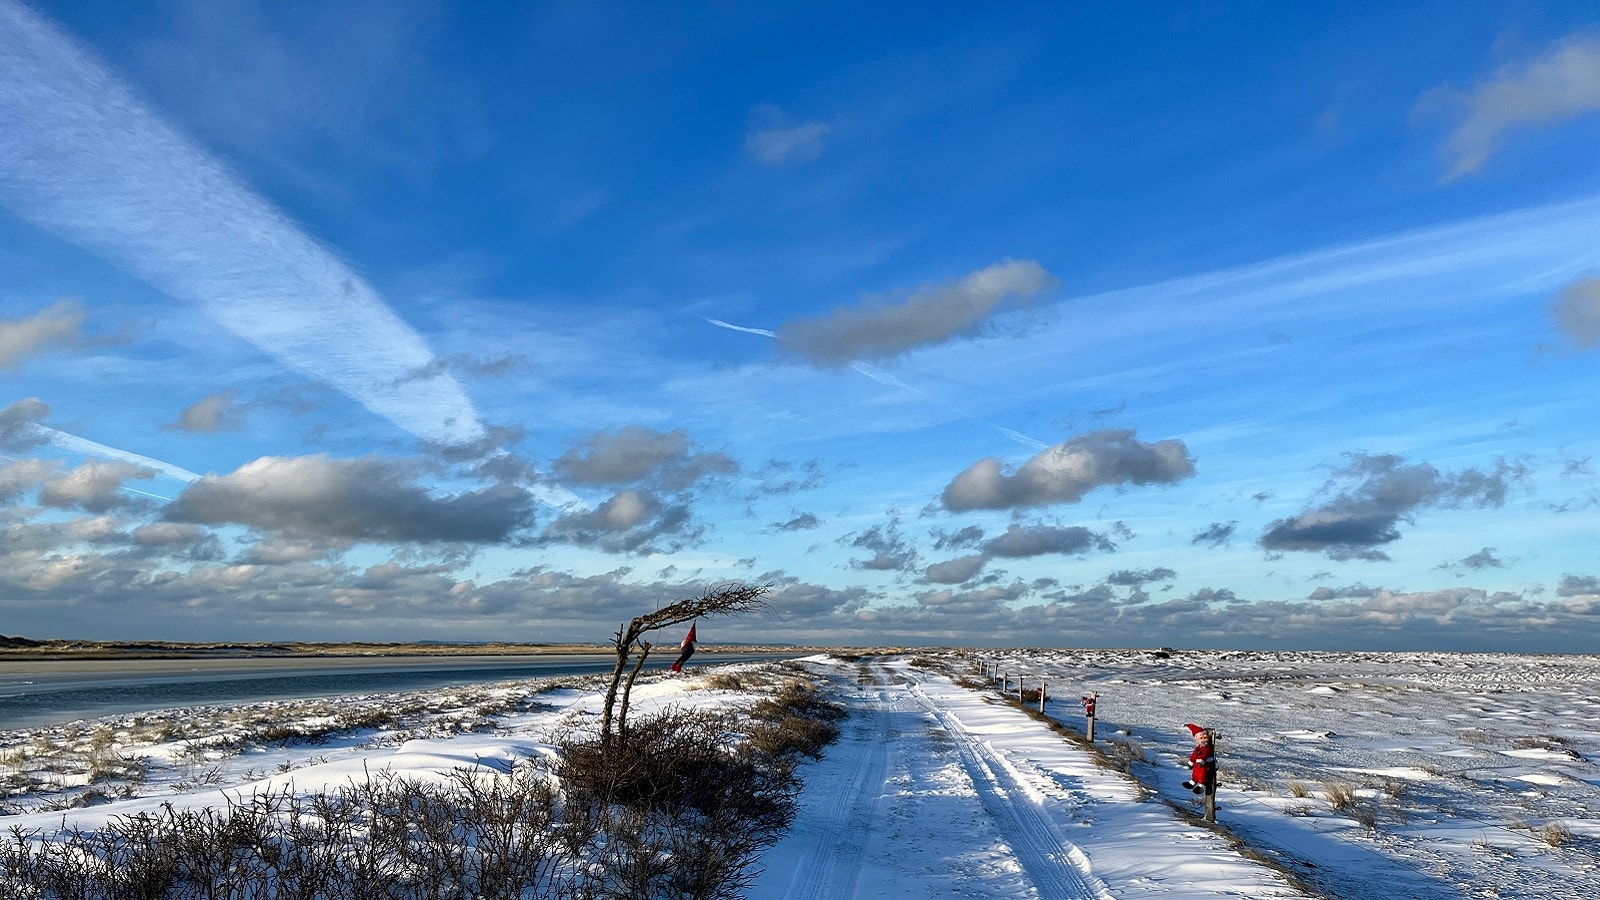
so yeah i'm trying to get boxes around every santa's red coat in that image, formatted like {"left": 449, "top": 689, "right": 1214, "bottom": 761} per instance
{"left": 1188, "top": 741, "right": 1215, "bottom": 785}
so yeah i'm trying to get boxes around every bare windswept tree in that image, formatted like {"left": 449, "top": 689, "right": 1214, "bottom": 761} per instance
{"left": 601, "top": 581, "right": 770, "bottom": 745}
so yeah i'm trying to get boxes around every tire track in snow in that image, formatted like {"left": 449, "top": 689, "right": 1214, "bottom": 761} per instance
{"left": 776, "top": 667, "right": 893, "bottom": 900}
{"left": 906, "top": 673, "right": 1113, "bottom": 900}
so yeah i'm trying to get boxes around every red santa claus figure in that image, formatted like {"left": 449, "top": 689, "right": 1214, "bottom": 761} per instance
{"left": 1182, "top": 723, "right": 1215, "bottom": 795}
{"left": 668, "top": 622, "right": 697, "bottom": 673}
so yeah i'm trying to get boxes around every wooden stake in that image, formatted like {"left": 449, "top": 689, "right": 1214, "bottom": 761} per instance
{"left": 1038, "top": 681, "right": 1047, "bottom": 712}
{"left": 1082, "top": 691, "right": 1097, "bottom": 742}
{"left": 1204, "top": 729, "right": 1218, "bottom": 823}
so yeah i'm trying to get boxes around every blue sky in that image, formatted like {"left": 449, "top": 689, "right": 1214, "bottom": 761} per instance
{"left": 3, "top": 0, "right": 1600, "bottom": 650}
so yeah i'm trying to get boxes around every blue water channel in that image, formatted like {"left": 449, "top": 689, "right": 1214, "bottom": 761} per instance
{"left": 0, "top": 653, "right": 791, "bottom": 732}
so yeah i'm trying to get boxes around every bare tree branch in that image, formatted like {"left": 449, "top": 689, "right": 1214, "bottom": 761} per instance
{"left": 601, "top": 582, "right": 771, "bottom": 744}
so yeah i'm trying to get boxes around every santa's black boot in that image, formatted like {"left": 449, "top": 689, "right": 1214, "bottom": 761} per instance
{"left": 1182, "top": 780, "right": 1195, "bottom": 790}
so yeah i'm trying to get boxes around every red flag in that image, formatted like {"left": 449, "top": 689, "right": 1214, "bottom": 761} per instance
{"left": 668, "top": 623, "right": 697, "bottom": 673}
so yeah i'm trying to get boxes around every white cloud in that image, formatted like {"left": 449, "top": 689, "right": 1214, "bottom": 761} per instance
{"left": 167, "top": 390, "right": 245, "bottom": 433}
{"left": 1260, "top": 454, "right": 1524, "bottom": 561}
{"left": 942, "top": 429, "right": 1195, "bottom": 512}
{"left": 1426, "top": 34, "right": 1600, "bottom": 179}
{"left": 0, "top": 1, "right": 484, "bottom": 446}
{"left": 745, "top": 105, "right": 830, "bottom": 166}
{"left": 778, "top": 259, "right": 1057, "bottom": 365}
{"left": 0, "top": 300, "right": 84, "bottom": 369}
{"left": 38, "top": 460, "right": 156, "bottom": 513}
{"left": 0, "top": 398, "right": 52, "bottom": 452}
{"left": 0, "top": 459, "right": 57, "bottom": 502}
{"left": 1551, "top": 276, "right": 1600, "bottom": 347}
{"left": 981, "top": 524, "right": 1115, "bottom": 558}
{"left": 923, "top": 554, "right": 988, "bottom": 585}
{"left": 166, "top": 455, "right": 534, "bottom": 543}
{"left": 552, "top": 426, "right": 737, "bottom": 490}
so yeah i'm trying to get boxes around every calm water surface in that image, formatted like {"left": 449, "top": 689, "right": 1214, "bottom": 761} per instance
{"left": 0, "top": 653, "right": 792, "bottom": 731}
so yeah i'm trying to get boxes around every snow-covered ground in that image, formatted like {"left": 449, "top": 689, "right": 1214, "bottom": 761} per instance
{"left": 4, "top": 650, "right": 1598, "bottom": 898}
{"left": 916, "top": 648, "right": 1600, "bottom": 899}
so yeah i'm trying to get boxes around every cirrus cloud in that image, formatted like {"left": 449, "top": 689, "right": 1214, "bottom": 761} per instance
{"left": 745, "top": 105, "right": 830, "bottom": 166}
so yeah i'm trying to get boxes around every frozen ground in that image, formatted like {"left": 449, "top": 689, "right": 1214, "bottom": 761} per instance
{"left": 915, "top": 648, "right": 1600, "bottom": 899}
{"left": 3, "top": 650, "right": 1597, "bottom": 898}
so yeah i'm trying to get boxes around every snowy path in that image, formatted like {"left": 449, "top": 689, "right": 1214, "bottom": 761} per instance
{"left": 766, "top": 671, "right": 894, "bottom": 900}
{"left": 750, "top": 658, "right": 1307, "bottom": 899}
{"left": 905, "top": 670, "right": 1112, "bottom": 899}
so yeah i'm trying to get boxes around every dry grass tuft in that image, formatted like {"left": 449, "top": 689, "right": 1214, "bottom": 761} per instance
{"left": 703, "top": 672, "right": 748, "bottom": 691}
{"left": 1540, "top": 821, "right": 1573, "bottom": 847}
{"left": 1322, "top": 780, "right": 1357, "bottom": 811}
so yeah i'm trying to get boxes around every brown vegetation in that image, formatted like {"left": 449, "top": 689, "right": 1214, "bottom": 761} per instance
{"left": 0, "top": 669, "right": 845, "bottom": 899}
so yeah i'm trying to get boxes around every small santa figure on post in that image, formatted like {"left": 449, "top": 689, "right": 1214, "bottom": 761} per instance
{"left": 1182, "top": 723, "right": 1214, "bottom": 795}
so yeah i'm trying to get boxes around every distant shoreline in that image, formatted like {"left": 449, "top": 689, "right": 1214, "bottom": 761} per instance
{"left": 0, "top": 636, "right": 820, "bottom": 663}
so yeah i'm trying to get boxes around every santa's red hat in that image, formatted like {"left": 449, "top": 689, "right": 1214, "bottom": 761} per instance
{"left": 1184, "top": 723, "right": 1206, "bottom": 736}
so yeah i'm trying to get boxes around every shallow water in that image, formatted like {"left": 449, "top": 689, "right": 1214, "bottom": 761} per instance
{"left": 0, "top": 653, "right": 789, "bottom": 730}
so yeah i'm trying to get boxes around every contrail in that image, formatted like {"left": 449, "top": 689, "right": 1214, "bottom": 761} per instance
{"left": 40, "top": 426, "right": 201, "bottom": 483}
{"left": 705, "top": 317, "right": 1047, "bottom": 450}
{"left": 704, "top": 318, "right": 776, "bottom": 338}
{"left": 0, "top": 1, "right": 484, "bottom": 447}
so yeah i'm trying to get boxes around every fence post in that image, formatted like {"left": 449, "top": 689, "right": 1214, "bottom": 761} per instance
{"left": 1038, "top": 680, "right": 1047, "bottom": 713}
{"left": 1016, "top": 677, "right": 1023, "bottom": 702}
{"left": 1081, "top": 691, "right": 1097, "bottom": 742}
{"left": 1204, "top": 729, "right": 1218, "bottom": 823}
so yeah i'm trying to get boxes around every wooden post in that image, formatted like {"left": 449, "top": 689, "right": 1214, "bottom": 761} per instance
{"left": 1038, "top": 680, "right": 1047, "bottom": 712}
{"left": 1082, "top": 691, "right": 1097, "bottom": 742}
{"left": 1015, "top": 677, "right": 1023, "bottom": 702}
{"left": 1204, "top": 729, "right": 1218, "bottom": 823}
{"left": 1001, "top": 673, "right": 1008, "bottom": 694}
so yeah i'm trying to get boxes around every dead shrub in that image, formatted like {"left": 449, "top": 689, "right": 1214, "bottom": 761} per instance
{"left": 0, "top": 769, "right": 577, "bottom": 899}
{"left": 702, "top": 672, "right": 747, "bottom": 691}
{"left": 1104, "top": 739, "right": 1145, "bottom": 774}
{"left": 558, "top": 709, "right": 799, "bottom": 899}
{"left": 1322, "top": 780, "right": 1357, "bottom": 811}
{"left": 1541, "top": 821, "right": 1573, "bottom": 847}
{"left": 1286, "top": 778, "right": 1310, "bottom": 798}
{"left": 749, "top": 680, "right": 846, "bottom": 726}
{"left": 0, "top": 696, "right": 831, "bottom": 900}
{"left": 743, "top": 715, "right": 839, "bottom": 761}
{"left": 1351, "top": 804, "right": 1378, "bottom": 829}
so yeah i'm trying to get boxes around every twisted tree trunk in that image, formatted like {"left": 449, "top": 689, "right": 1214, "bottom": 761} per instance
{"left": 598, "top": 582, "right": 770, "bottom": 746}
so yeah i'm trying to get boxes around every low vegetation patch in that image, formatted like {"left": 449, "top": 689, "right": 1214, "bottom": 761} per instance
{"left": 0, "top": 672, "right": 845, "bottom": 899}
{"left": 1322, "top": 779, "right": 1358, "bottom": 811}
{"left": 1540, "top": 821, "right": 1573, "bottom": 847}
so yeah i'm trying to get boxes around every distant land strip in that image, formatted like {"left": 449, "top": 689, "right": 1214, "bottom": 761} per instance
{"left": 0, "top": 634, "right": 837, "bottom": 661}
